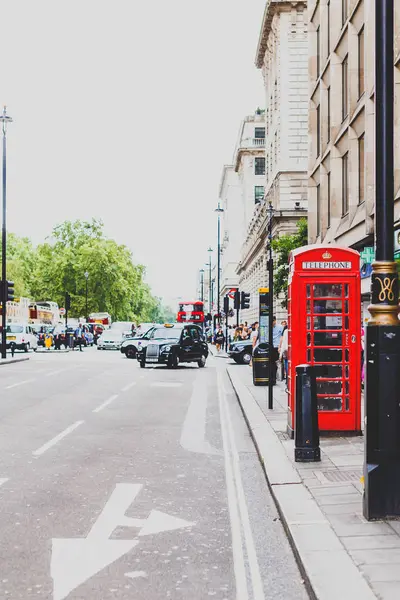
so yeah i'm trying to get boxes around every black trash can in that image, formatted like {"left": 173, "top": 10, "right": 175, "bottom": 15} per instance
{"left": 252, "top": 343, "right": 269, "bottom": 386}
{"left": 295, "top": 364, "right": 320, "bottom": 462}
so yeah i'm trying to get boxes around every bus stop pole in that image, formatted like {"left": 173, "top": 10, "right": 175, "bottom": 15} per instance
{"left": 267, "top": 203, "right": 274, "bottom": 410}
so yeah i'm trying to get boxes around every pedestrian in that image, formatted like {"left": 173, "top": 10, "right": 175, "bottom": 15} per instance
{"left": 75, "top": 324, "right": 84, "bottom": 352}
{"left": 214, "top": 327, "right": 225, "bottom": 352}
{"left": 272, "top": 316, "right": 284, "bottom": 385}
{"left": 279, "top": 326, "right": 289, "bottom": 391}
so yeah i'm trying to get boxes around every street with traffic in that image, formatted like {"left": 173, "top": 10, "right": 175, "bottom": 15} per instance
{"left": 0, "top": 347, "right": 308, "bottom": 600}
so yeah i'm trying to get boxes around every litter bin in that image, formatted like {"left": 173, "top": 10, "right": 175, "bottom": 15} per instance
{"left": 295, "top": 364, "right": 320, "bottom": 462}
{"left": 252, "top": 342, "right": 269, "bottom": 386}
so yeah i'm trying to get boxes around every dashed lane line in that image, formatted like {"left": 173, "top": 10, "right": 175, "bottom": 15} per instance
{"left": 92, "top": 394, "right": 119, "bottom": 413}
{"left": 121, "top": 382, "right": 137, "bottom": 393}
{"left": 5, "top": 379, "right": 35, "bottom": 390}
{"left": 32, "top": 421, "right": 84, "bottom": 457}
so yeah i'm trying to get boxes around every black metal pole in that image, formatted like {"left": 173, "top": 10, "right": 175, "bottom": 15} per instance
{"left": 200, "top": 271, "right": 204, "bottom": 302}
{"left": 209, "top": 255, "right": 212, "bottom": 314}
{"left": 1, "top": 128, "right": 7, "bottom": 359}
{"left": 363, "top": 0, "right": 400, "bottom": 520}
{"left": 217, "top": 214, "right": 221, "bottom": 324}
{"left": 85, "top": 278, "right": 88, "bottom": 321}
{"left": 268, "top": 204, "right": 274, "bottom": 410}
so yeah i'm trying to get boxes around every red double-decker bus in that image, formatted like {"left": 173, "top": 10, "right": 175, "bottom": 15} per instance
{"left": 177, "top": 301, "right": 205, "bottom": 324}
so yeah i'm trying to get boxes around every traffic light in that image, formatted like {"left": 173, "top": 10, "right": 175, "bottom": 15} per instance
{"left": 6, "top": 280, "right": 14, "bottom": 302}
{"left": 234, "top": 290, "right": 240, "bottom": 310}
{"left": 65, "top": 292, "right": 71, "bottom": 310}
{"left": 241, "top": 291, "right": 250, "bottom": 310}
{"left": 223, "top": 295, "right": 229, "bottom": 315}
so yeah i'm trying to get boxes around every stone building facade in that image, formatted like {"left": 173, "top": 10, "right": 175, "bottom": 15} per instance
{"left": 308, "top": 0, "right": 400, "bottom": 319}
{"left": 237, "top": 0, "right": 309, "bottom": 324}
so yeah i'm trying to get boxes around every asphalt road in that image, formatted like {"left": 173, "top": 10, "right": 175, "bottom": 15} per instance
{"left": 0, "top": 347, "right": 309, "bottom": 600}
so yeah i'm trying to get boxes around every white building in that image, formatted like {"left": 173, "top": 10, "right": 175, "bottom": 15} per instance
{"left": 237, "top": 0, "right": 309, "bottom": 323}
{"left": 219, "top": 165, "right": 241, "bottom": 301}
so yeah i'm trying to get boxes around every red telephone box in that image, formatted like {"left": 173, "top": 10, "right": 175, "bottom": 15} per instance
{"left": 287, "top": 246, "right": 361, "bottom": 435}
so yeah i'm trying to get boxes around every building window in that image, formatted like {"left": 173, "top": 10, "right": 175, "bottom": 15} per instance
{"left": 342, "top": 0, "right": 348, "bottom": 26}
{"left": 342, "top": 152, "right": 349, "bottom": 215}
{"left": 327, "top": 171, "right": 331, "bottom": 227}
{"left": 316, "top": 184, "right": 321, "bottom": 237}
{"left": 327, "top": 86, "right": 331, "bottom": 142}
{"left": 255, "top": 157, "right": 265, "bottom": 176}
{"left": 327, "top": 0, "right": 330, "bottom": 55}
{"left": 254, "top": 186, "right": 264, "bottom": 204}
{"left": 358, "top": 134, "right": 365, "bottom": 204}
{"left": 342, "top": 55, "right": 349, "bottom": 120}
{"left": 358, "top": 27, "right": 365, "bottom": 98}
{"left": 254, "top": 127, "right": 265, "bottom": 139}
{"left": 316, "top": 105, "right": 321, "bottom": 157}
{"left": 316, "top": 26, "right": 320, "bottom": 76}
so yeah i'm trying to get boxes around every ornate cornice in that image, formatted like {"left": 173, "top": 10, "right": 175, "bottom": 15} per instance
{"left": 255, "top": 1, "right": 307, "bottom": 69}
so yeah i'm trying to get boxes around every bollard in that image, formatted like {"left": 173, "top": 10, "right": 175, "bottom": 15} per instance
{"left": 252, "top": 343, "right": 269, "bottom": 386}
{"left": 295, "top": 364, "right": 321, "bottom": 462}
{"left": 10, "top": 342, "right": 15, "bottom": 358}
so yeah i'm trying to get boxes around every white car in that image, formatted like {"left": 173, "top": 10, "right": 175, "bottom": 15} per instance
{"left": 6, "top": 323, "right": 38, "bottom": 352}
{"left": 97, "top": 329, "right": 124, "bottom": 350}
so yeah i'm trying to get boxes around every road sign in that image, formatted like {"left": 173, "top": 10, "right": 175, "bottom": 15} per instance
{"left": 51, "top": 483, "right": 195, "bottom": 600}
{"left": 59, "top": 307, "right": 66, "bottom": 315}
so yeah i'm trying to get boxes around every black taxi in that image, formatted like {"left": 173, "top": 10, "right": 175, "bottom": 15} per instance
{"left": 137, "top": 323, "right": 208, "bottom": 368}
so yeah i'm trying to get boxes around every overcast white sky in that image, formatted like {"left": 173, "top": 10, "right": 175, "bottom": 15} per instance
{"left": 1, "top": 0, "right": 265, "bottom": 305}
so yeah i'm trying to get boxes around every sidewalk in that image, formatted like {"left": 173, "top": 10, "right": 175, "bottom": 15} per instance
{"left": 227, "top": 364, "right": 400, "bottom": 600}
{"left": 0, "top": 356, "right": 30, "bottom": 366}
{"left": 208, "top": 344, "right": 229, "bottom": 358}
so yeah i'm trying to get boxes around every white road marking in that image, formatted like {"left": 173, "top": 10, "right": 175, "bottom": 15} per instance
{"left": 121, "top": 382, "right": 137, "bottom": 393}
{"left": 125, "top": 571, "right": 147, "bottom": 579}
{"left": 51, "top": 483, "right": 194, "bottom": 600}
{"left": 218, "top": 370, "right": 265, "bottom": 600}
{"left": 0, "top": 478, "right": 9, "bottom": 488}
{"left": 5, "top": 378, "right": 35, "bottom": 390}
{"left": 92, "top": 395, "right": 119, "bottom": 413}
{"left": 33, "top": 421, "right": 84, "bottom": 457}
{"left": 45, "top": 367, "right": 74, "bottom": 378}
{"left": 217, "top": 372, "right": 248, "bottom": 600}
{"left": 180, "top": 376, "right": 221, "bottom": 455}
{"left": 151, "top": 382, "right": 182, "bottom": 388}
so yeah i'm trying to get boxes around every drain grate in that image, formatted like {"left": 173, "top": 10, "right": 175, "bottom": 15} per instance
{"left": 322, "top": 469, "right": 361, "bottom": 483}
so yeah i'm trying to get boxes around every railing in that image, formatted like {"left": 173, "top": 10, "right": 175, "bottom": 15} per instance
{"left": 253, "top": 138, "right": 265, "bottom": 146}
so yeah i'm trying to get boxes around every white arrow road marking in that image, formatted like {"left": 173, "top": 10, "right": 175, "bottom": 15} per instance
{"left": 33, "top": 421, "right": 84, "bottom": 457}
{"left": 138, "top": 510, "right": 195, "bottom": 537}
{"left": 51, "top": 483, "right": 195, "bottom": 599}
{"left": 180, "top": 375, "right": 221, "bottom": 455}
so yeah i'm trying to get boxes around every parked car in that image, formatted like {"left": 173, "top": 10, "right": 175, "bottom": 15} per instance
{"left": 227, "top": 340, "right": 253, "bottom": 365}
{"left": 120, "top": 327, "right": 156, "bottom": 359}
{"left": 137, "top": 324, "right": 208, "bottom": 368}
{"left": 97, "top": 329, "right": 124, "bottom": 350}
{"left": 5, "top": 323, "right": 38, "bottom": 352}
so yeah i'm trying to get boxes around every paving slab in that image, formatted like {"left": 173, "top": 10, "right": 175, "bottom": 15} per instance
{"left": 342, "top": 535, "right": 400, "bottom": 550}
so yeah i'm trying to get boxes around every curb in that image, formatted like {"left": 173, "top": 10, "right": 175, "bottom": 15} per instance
{"left": 227, "top": 366, "right": 376, "bottom": 600}
{"left": 0, "top": 357, "right": 30, "bottom": 365}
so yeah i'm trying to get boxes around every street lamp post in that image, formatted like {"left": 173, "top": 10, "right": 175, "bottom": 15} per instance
{"left": 215, "top": 204, "right": 224, "bottom": 325}
{"left": 84, "top": 271, "right": 89, "bottom": 322}
{"left": 0, "top": 107, "right": 12, "bottom": 360}
{"left": 199, "top": 269, "right": 204, "bottom": 302}
{"left": 207, "top": 247, "right": 213, "bottom": 314}
{"left": 267, "top": 202, "right": 274, "bottom": 410}
{"left": 363, "top": 0, "right": 400, "bottom": 520}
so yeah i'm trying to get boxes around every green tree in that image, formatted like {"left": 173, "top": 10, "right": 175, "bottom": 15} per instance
{"left": 31, "top": 219, "right": 159, "bottom": 321}
{"left": 0, "top": 233, "right": 36, "bottom": 298}
{"left": 271, "top": 218, "right": 308, "bottom": 308}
